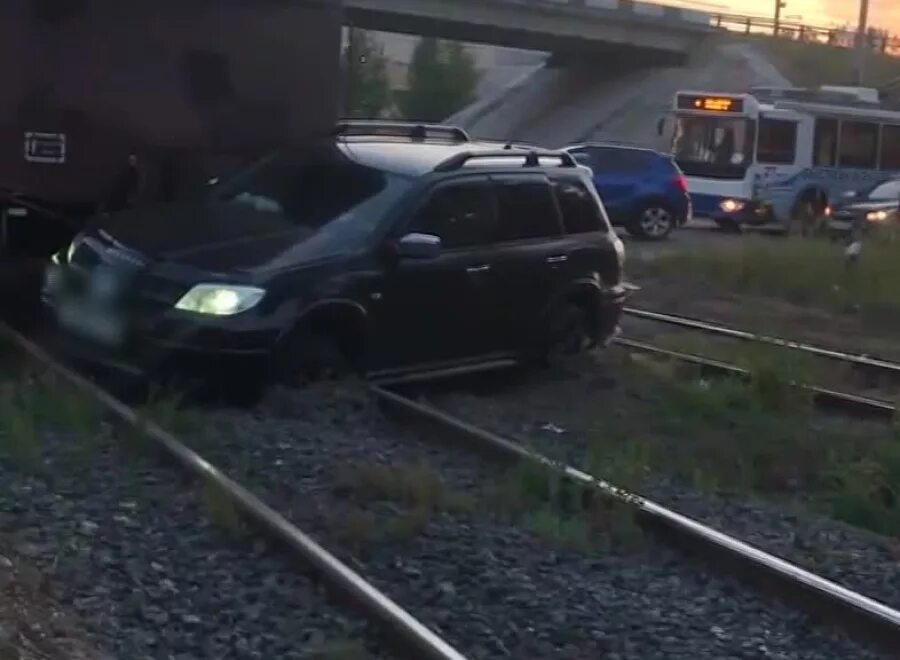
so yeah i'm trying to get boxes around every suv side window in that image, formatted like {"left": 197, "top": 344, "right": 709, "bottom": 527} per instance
{"left": 409, "top": 180, "right": 496, "bottom": 250}
{"left": 584, "top": 147, "right": 649, "bottom": 174}
{"left": 553, "top": 178, "right": 606, "bottom": 234}
{"left": 493, "top": 176, "right": 563, "bottom": 242}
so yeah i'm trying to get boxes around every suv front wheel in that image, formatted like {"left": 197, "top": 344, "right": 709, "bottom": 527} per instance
{"left": 627, "top": 204, "right": 675, "bottom": 240}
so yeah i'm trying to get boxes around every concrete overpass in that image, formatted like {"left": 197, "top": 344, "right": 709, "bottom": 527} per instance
{"left": 343, "top": 0, "right": 713, "bottom": 64}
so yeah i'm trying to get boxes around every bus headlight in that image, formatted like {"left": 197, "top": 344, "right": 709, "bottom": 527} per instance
{"left": 720, "top": 199, "right": 746, "bottom": 214}
{"left": 866, "top": 210, "right": 890, "bottom": 223}
{"left": 175, "top": 284, "right": 266, "bottom": 316}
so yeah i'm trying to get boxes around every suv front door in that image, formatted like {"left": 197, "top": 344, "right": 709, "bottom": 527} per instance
{"left": 374, "top": 177, "right": 500, "bottom": 368}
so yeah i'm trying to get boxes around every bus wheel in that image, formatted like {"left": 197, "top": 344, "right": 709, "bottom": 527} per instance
{"left": 789, "top": 195, "right": 826, "bottom": 237}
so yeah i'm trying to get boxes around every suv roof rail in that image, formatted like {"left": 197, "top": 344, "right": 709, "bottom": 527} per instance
{"left": 333, "top": 120, "right": 470, "bottom": 143}
{"left": 433, "top": 149, "right": 578, "bottom": 172}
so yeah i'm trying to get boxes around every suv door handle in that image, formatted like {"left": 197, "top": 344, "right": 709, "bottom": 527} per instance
{"left": 546, "top": 255, "right": 568, "bottom": 264}
{"left": 466, "top": 265, "right": 491, "bottom": 274}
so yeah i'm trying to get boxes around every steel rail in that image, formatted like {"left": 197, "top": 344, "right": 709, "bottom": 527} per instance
{"left": 0, "top": 322, "right": 468, "bottom": 660}
{"left": 615, "top": 337, "right": 896, "bottom": 420}
{"left": 370, "top": 384, "right": 900, "bottom": 651}
{"left": 623, "top": 307, "right": 900, "bottom": 377}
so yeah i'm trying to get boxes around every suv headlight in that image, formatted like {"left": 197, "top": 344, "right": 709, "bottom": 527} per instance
{"left": 175, "top": 284, "right": 266, "bottom": 316}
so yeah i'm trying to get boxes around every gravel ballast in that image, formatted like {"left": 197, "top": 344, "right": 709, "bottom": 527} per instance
{"left": 428, "top": 356, "right": 900, "bottom": 615}
{"left": 185, "top": 383, "right": 891, "bottom": 660}
{"left": 0, "top": 402, "right": 389, "bottom": 659}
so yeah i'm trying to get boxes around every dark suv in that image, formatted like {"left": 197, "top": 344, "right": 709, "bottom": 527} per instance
{"left": 42, "top": 122, "right": 627, "bottom": 386}
{"left": 565, "top": 143, "right": 691, "bottom": 240}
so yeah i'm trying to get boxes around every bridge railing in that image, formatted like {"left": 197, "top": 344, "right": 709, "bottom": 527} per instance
{"left": 706, "top": 12, "right": 900, "bottom": 57}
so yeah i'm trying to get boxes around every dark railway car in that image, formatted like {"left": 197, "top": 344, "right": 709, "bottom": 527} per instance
{"left": 0, "top": 0, "right": 342, "bottom": 257}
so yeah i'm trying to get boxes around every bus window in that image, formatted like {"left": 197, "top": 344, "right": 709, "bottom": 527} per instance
{"left": 757, "top": 118, "right": 797, "bottom": 164}
{"left": 839, "top": 121, "right": 878, "bottom": 169}
{"left": 881, "top": 125, "right": 900, "bottom": 170}
{"left": 814, "top": 118, "right": 838, "bottom": 166}
{"left": 672, "top": 115, "right": 755, "bottom": 179}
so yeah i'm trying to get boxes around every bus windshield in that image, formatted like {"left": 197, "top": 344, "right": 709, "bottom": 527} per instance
{"left": 673, "top": 115, "right": 756, "bottom": 179}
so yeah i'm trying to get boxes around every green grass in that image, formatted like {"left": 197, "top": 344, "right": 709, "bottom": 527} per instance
{"left": 496, "top": 458, "right": 643, "bottom": 553}
{"left": 588, "top": 351, "right": 900, "bottom": 537}
{"left": 0, "top": 381, "right": 42, "bottom": 471}
{"left": 647, "top": 236, "right": 900, "bottom": 323}
{"left": 304, "top": 639, "right": 369, "bottom": 660}
{"left": 331, "top": 462, "right": 476, "bottom": 550}
{"left": 751, "top": 36, "right": 900, "bottom": 88}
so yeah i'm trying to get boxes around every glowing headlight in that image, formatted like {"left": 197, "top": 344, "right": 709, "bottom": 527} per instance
{"left": 175, "top": 284, "right": 266, "bottom": 316}
{"left": 720, "top": 199, "right": 746, "bottom": 214}
{"left": 866, "top": 210, "right": 890, "bottom": 223}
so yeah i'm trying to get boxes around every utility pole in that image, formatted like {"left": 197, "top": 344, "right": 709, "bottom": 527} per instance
{"left": 774, "top": 0, "right": 786, "bottom": 37}
{"left": 853, "top": 0, "right": 870, "bottom": 85}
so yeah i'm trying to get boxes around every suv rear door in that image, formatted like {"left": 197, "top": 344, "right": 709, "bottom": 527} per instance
{"left": 482, "top": 172, "right": 571, "bottom": 353}
{"left": 375, "top": 176, "right": 500, "bottom": 367}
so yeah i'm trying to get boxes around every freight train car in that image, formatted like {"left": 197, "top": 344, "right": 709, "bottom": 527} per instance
{"left": 0, "top": 0, "right": 342, "bottom": 257}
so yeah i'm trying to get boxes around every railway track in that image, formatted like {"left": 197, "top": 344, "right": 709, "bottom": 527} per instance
{"left": 617, "top": 307, "right": 900, "bottom": 421}
{"left": 370, "top": 384, "right": 900, "bottom": 655}
{"left": 4, "top": 311, "right": 900, "bottom": 658}
{"left": 0, "top": 321, "right": 467, "bottom": 660}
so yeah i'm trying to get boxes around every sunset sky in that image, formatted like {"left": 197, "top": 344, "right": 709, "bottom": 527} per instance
{"left": 664, "top": 0, "right": 899, "bottom": 33}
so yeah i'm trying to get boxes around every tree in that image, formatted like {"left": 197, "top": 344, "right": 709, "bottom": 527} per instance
{"left": 401, "top": 37, "right": 479, "bottom": 122}
{"left": 343, "top": 29, "right": 390, "bottom": 119}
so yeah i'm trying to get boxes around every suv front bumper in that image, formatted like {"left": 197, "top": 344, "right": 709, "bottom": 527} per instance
{"left": 42, "top": 264, "right": 284, "bottom": 378}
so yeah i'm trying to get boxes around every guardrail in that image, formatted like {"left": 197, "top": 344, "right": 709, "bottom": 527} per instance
{"left": 707, "top": 12, "right": 900, "bottom": 57}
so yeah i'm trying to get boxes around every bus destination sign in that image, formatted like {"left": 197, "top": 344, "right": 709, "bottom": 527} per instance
{"left": 677, "top": 94, "right": 744, "bottom": 113}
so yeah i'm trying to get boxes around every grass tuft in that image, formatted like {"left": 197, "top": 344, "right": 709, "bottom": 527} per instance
{"left": 647, "top": 236, "right": 900, "bottom": 322}
{"left": 332, "top": 461, "right": 477, "bottom": 548}
{"left": 599, "top": 351, "right": 900, "bottom": 536}
{"left": 202, "top": 481, "right": 244, "bottom": 537}
{"left": 0, "top": 382, "right": 42, "bottom": 471}
{"left": 305, "top": 638, "right": 369, "bottom": 660}
{"left": 497, "top": 457, "right": 643, "bottom": 552}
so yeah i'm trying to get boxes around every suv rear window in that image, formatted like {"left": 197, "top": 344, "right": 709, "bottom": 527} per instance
{"left": 494, "top": 177, "right": 563, "bottom": 242}
{"left": 552, "top": 179, "right": 606, "bottom": 234}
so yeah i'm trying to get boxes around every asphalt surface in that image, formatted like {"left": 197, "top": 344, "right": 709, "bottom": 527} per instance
{"left": 461, "top": 40, "right": 792, "bottom": 150}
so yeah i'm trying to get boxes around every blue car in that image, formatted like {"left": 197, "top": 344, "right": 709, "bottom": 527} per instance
{"left": 565, "top": 143, "right": 692, "bottom": 240}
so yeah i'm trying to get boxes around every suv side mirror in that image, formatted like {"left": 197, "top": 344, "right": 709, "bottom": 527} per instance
{"left": 396, "top": 232, "right": 442, "bottom": 259}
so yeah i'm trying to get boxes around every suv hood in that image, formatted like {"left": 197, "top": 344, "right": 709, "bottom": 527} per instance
{"left": 91, "top": 201, "right": 309, "bottom": 271}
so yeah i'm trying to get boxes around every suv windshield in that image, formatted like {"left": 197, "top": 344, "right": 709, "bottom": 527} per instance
{"left": 868, "top": 179, "right": 900, "bottom": 200}
{"left": 673, "top": 115, "right": 756, "bottom": 179}
{"left": 211, "top": 145, "right": 411, "bottom": 255}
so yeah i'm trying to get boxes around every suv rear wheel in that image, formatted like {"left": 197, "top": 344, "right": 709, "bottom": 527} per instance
{"left": 545, "top": 302, "right": 595, "bottom": 360}
{"left": 628, "top": 204, "right": 675, "bottom": 240}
